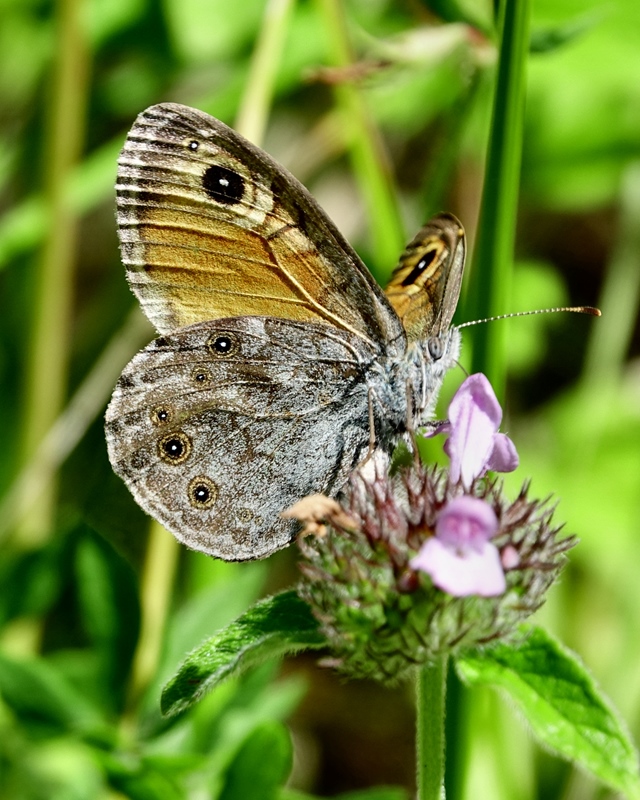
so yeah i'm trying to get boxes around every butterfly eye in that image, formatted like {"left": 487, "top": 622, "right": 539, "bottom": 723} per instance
{"left": 427, "top": 337, "right": 444, "bottom": 361}
{"left": 202, "top": 164, "right": 245, "bottom": 205}
{"left": 207, "top": 331, "right": 239, "bottom": 357}
{"left": 158, "top": 431, "right": 192, "bottom": 464}
{"left": 188, "top": 476, "right": 218, "bottom": 509}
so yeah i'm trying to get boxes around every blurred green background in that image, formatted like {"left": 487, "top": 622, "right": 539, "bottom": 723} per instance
{"left": 0, "top": 0, "right": 639, "bottom": 798}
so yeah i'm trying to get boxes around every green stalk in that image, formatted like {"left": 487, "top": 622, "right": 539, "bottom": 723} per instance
{"left": 417, "top": 656, "right": 448, "bottom": 800}
{"left": 123, "top": 520, "right": 180, "bottom": 723}
{"left": 316, "top": 0, "right": 405, "bottom": 278}
{"left": 18, "top": 0, "right": 89, "bottom": 546}
{"left": 464, "top": 0, "right": 531, "bottom": 400}
{"left": 448, "top": 4, "right": 531, "bottom": 797}
{"left": 234, "top": 0, "right": 297, "bottom": 145}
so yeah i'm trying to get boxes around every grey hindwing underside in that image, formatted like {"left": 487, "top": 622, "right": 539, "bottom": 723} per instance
{"left": 105, "top": 315, "right": 396, "bottom": 560}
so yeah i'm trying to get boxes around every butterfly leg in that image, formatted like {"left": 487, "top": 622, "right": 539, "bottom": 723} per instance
{"left": 363, "top": 387, "right": 377, "bottom": 463}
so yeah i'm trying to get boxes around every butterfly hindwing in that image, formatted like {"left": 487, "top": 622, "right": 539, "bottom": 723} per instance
{"left": 105, "top": 316, "right": 380, "bottom": 560}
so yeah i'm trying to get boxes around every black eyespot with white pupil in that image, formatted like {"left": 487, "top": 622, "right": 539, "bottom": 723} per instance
{"left": 188, "top": 140, "right": 199, "bottom": 151}
{"left": 152, "top": 406, "right": 171, "bottom": 425}
{"left": 213, "top": 336, "right": 232, "bottom": 353}
{"left": 188, "top": 476, "right": 218, "bottom": 509}
{"left": 401, "top": 249, "right": 438, "bottom": 287}
{"left": 158, "top": 431, "right": 192, "bottom": 464}
{"left": 202, "top": 165, "right": 244, "bottom": 205}
{"left": 207, "top": 331, "right": 239, "bottom": 357}
{"left": 192, "top": 367, "right": 211, "bottom": 383}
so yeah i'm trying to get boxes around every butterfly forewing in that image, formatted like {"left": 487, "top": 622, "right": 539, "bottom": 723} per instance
{"left": 117, "top": 103, "right": 403, "bottom": 349}
{"left": 385, "top": 212, "right": 465, "bottom": 342}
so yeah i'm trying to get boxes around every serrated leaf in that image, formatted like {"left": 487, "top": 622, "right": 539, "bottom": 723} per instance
{"left": 455, "top": 626, "right": 640, "bottom": 798}
{"left": 219, "top": 721, "right": 292, "bottom": 800}
{"left": 161, "top": 591, "right": 325, "bottom": 716}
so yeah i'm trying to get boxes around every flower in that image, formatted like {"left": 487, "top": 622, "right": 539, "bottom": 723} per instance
{"left": 291, "top": 373, "right": 575, "bottom": 682}
{"left": 410, "top": 496, "right": 505, "bottom": 597}
{"left": 429, "top": 373, "right": 518, "bottom": 486}
{"left": 410, "top": 374, "right": 518, "bottom": 597}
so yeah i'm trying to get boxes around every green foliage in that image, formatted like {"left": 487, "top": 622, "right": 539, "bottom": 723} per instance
{"left": 218, "top": 721, "right": 293, "bottom": 800}
{"left": 161, "top": 591, "right": 325, "bottom": 717}
{"left": 456, "top": 626, "right": 640, "bottom": 797}
{"left": 0, "top": 0, "right": 639, "bottom": 797}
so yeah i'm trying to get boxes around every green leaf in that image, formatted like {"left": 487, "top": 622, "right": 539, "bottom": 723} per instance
{"left": 455, "top": 626, "right": 640, "bottom": 798}
{"left": 161, "top": 591, "right": 325, "bottom": 716}
{"left": 0, "top": 653, "right": 105, "bottom": 736}
{"left": 219, "top": 721, "right": 292, "bottom": 800}
{"left": 100, "top": 752, "right": 186, "bottom": 800}
{"left": 75, "top": 531, "right": 140, "bottom": 707}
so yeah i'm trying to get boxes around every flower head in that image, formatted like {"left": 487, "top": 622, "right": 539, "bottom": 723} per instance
{"left": 291, "top": 373, "right": 575, "bottom": 682}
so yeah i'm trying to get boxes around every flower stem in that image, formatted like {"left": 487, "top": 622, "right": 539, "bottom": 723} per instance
{"left": 417, "top": 655, "right": 448, "bottom": 800}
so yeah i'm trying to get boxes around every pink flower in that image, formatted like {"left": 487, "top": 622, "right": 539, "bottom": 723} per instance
{"left": 410, "top": 374, "right": 519, "bottom": 597}
{"left": 410, "top": 496, "right": 506, "bottom": 597}
{"left": 428, "top": 373, "right": 518, "bottom": 487}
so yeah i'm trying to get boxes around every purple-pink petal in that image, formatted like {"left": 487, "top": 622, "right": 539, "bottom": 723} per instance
{"left": 449, "top": 373, "right": 502, "bottom": 429}
{"left": 446, "top": 385, "right": 498, "bottom": 484}
{"left": 435, "top": 496, "right": 498, "bottom": 549}
{"left": 444, "top": 374, "right": 518, "bottom": 485}
{"left": 411, "top": 537, "right": 506, "bottom": 597}
{"left": 487, "top": 432, "right": 519, "bottom": 474}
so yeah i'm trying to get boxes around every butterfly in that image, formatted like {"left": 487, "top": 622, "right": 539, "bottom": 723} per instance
{"left": 105, "top": 103, "right": 465, "bottom": 561}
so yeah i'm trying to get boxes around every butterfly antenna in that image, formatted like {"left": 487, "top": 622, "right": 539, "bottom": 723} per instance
{"left": 456, "top": 305, "right": 601, "bottom": 330}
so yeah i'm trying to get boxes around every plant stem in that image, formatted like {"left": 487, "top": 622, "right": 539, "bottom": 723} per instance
{"left": 417, "top": 655, "right": 448, "bottom": 800}
{"left": 234, "top": 0, "right": 296, "bottom": 145}
{"left": 18, "top": 0, "right": 89, "bottom": 546}
{"left": 464, "top": 0, "right": 531, "bottom": 399}
{"left": 317, "top": 0, "right": 405, "bottom": 279}
{"left": 123, "top": 520, "right": 180, "bottom": 723}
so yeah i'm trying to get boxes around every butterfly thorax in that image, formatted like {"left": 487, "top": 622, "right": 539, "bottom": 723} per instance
{"left": 366, "top": 326, "right": 461, "bottom": 442}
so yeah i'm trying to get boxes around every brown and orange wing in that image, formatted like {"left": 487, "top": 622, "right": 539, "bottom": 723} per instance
{"left": 384, "top": 212, "right": 465, "bottom": 343}
{"left": 116, "top": 103, "right": 403, "bottom": 349}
